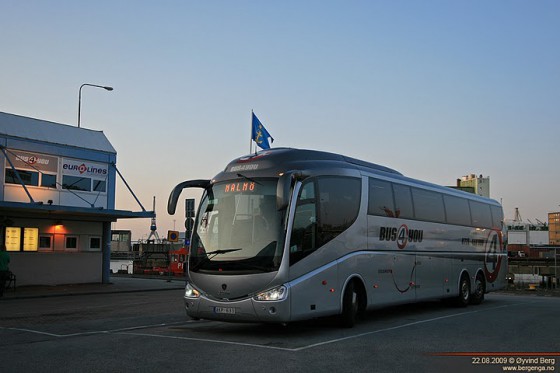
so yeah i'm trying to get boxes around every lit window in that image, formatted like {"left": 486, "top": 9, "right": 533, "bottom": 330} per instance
{"left": 23, "top": 228, "right": 38, "bottom": 251}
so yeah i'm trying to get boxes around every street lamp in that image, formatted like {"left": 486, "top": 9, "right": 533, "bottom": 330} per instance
{"left": 78, "top": 83, "right": 114, "bottom": 128}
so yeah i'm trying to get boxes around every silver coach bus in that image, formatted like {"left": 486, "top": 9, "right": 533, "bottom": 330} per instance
{"left": 168, "top": 148, "right": 506, "bottom": 327}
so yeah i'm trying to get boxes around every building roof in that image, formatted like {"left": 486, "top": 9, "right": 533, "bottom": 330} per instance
{"left": 0, "top": 201, "right": 154, "bottom": 222}
{"left": 0, "top": 111, "right": 116, "bottom": 154}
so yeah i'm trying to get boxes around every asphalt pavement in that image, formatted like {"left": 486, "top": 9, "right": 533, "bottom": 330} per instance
{"left": 0, "top": 275, "right": 185, "bottom": 300}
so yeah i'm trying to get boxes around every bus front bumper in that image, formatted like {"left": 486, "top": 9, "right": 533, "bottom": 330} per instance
{"left": 184, "top": 287, "right": 291, "bottom": 323}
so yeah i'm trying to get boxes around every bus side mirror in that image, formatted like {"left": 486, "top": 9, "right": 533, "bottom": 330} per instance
{"left": 167, "top": 179, "right": 211, "bottom": 215}
{"left": 276, "top": 171, "right": 309, "bottom": 210}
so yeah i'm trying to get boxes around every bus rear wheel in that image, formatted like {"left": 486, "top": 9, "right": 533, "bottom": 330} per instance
{"left": 456, "top": 274, "right": 471, "bottom": 307}
{"left": 470, "top": 272, "right": 485, "bottom": 305}
{"left": 340, "top": 281, "right": 363, "bottom": 328}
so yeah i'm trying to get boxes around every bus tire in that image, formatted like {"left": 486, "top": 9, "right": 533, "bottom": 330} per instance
{"left": 470, "top": 272, "right": 485, "bottom": 305}
{"left": 456, "top": 273, "right": 471, "bottom": 307}
{"left": 340, "top": 280, "right": 363, "bottom": 328}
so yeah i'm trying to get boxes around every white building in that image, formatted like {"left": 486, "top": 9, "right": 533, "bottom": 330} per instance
{"left": 0, "top": 112, "right": 153, "bottom": 286}
{"left": 457, "top": 174, "right": 490, "bottom": 198}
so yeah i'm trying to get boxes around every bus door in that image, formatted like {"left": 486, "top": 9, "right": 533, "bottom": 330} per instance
{"left": 368, "top": 219, "right": 416, "bottom": 304}
{"left": 414, "top": 252, "right": 446, "bottom": 300}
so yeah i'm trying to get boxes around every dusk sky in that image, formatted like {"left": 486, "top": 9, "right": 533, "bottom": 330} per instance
{"left": 2, "top": 1, "right": 559, "bottom": 240}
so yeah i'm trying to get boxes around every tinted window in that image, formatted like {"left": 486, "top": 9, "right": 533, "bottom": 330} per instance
{"left": 412, "top": 188, "right": 445, "bottom": 223}
{"left": 41, "top": 174, "right": 57, "bottom": 188}
{"left": 490, "top": 205, "right": 503, "bottom": 229}
{"left": 393, "top": 183, "right": 414, "bottom": 219}
{"left": 470, "top": 200, "right": 492, "bottom": 228}
{"left": 318, "top": 177, "right": 361, "bottom": 245}
{"left": 90, "top": 237, "right": 101, "bottom": 250}
{"left": 62, "top": 175, "right": 91, "bottom": 191}
{"left": 368, "top": 178, "right": 395, "bottom": 217}
{"left": 93, "top": 179, "right": 106, "bottom": 192}
{"left": 444, "top": 195, "right": 471, "bottom": 226}
{"left": 66, "top": 236, "right": 78, "bottom": 249}
{"left": 290, "top": 176, "right": 361, "bottom": 265}
{"left": 5, "top": 169, "right": 39, "bottom": 186}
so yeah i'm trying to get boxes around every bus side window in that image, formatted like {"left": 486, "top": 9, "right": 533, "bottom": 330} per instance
{"left": 317, "top": 177, "right": 361, "bottom": 245}
{"left": 490, "top": 205, "right": 504, "bottom": 229}
{"left": 368, "top": 178, "right": 395, "bottom": 217}
{"left": 470, "top": 200, "right": 492, "bottom": 228}
{"left": 393, "top": 183, "right": 414, "bottom": 219}
{"left": 444, "top": 195, "right": 471, "bottom": 226}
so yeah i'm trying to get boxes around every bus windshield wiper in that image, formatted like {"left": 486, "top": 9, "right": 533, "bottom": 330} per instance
{"left": 191, "top": 248, "right": 242, "bottom": 271}
{"left": 206, "top": 248, "right": 242, "bottom": 256}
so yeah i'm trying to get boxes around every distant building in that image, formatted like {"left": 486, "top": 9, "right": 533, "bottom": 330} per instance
{"left": 111, "top": 230, "right": 132, "bottom": 253}
{"left": 0, "top": 112, "right": 153, "bottom": 286}
{"left": 548, "top": 212, "right": 560, "bottom": 245}
{"left": 455, "top": 174, "right": 490, "bottom": 197}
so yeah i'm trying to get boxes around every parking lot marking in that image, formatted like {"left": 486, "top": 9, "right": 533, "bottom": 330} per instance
{"left": 1, "top": 299, "right": 533, "bottom": 352}
{"left": 119, "top": 331, "right": 293, "bottom": 351}
{"left": 1, "top": 321, "right": 187, "bottom": 338}
{"left": 118, "top": 302, "right": 528, "bottom": 352}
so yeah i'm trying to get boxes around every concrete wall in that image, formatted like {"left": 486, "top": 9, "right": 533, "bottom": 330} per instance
{"left": 9, "top": 252, "right": 102, "bottom": 286}
{"left": 508, "top": 231, "right": 527, "bottom": 244}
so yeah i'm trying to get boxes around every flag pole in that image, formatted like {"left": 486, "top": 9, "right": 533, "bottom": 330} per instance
{"left": 250, "top": 110, "right": 253, "bottom": 154}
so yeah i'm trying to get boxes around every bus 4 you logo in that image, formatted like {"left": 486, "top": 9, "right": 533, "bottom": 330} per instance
{"left": 379, "top": 224, "right": 423, "bottom": 249}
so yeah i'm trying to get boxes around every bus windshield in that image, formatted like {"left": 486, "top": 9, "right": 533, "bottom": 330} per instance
{"left": 189, "top": 179, "right": 283, "bottom": 274}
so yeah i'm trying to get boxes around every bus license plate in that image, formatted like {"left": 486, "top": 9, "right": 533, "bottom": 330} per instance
{"left": 214, "top": 306, "right": 236, "bottom": 315}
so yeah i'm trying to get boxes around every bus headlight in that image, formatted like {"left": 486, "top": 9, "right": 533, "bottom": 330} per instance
{"left": 185, "top": 282, "right": 200, "bottom": 298}
{"left": 254, "top": 285, "right": 287, "bottom": 301}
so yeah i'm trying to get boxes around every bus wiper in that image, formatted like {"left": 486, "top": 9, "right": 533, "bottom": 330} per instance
{"left": 237, "top": 173, "right": 262, "bottom": 185}
{"left": 190, "top": 248, "right": 242, "bottom": 271}
{"left": 206, "top": 248, "right": 242, "bottom": 256}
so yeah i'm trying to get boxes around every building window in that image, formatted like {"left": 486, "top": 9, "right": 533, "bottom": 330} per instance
{"left": 5, "top": 227, "right": 22, "bottom": 251}
{"left": 62, "top": 175, "right": 91, "bottom": 191}
{"left": 5, "top": 169, "right": 39, "bottom": 186}
{"left": 4, "top": 227, "right": 40, "bottom": 251}
{"left": 112, "top": 231, "right": 130, "bottom": 242}
{"left": 89, "top": 236, "right": 101, "bottom": 251}
{"left": 65, "top": 236, "right": 79, "bottom": 250}
{"left": 92, "top": 179, "right": 106, "bottom": 192}
{"left": 41, "top": 173, "right": 57, "bottom": 188}
{"left": 23, "top": 228, "right": 39, "bottom": 251}
{"left": 39, "top": 235, "right": 53, "bottom": 251}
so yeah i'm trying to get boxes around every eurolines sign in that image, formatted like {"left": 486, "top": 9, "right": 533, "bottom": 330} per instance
{"left": 62, "top": 158, "right": 108, "bottom": 177}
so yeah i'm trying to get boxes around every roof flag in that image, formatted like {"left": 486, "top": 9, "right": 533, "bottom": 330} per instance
{"left": 251, "top": 111, "right": 274, "bottom": 151}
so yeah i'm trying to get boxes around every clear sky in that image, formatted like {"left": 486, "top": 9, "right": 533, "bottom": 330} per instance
{"left": 1, "top": 1, "right": 559, "bottom": 240}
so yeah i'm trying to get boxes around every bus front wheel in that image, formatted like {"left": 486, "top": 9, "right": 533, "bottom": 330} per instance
{"left": 340, "top": 281, "right": 363, "bottom": 328}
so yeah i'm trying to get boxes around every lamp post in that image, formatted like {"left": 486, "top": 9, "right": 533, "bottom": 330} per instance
{"left": 78, "top": 83, "right": 113, "bottom": 128}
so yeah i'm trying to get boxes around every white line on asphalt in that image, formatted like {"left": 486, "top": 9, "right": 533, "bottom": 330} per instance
{"left": 1, "top": 299, "right": 536, "bottom": 351}
{"left": 117, "top": 302, "right": 531, "bottom": 352}
{"left": 0, "top": 321, "right": 187, "bottom": 338}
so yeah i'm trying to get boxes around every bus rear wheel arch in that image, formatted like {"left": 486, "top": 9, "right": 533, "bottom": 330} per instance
{"left": 339, "top": 278, "right": 367, "bottom": 328}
